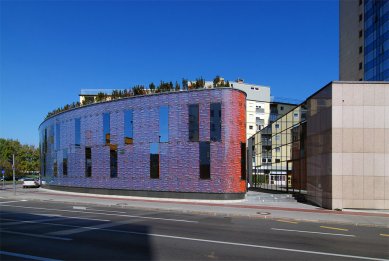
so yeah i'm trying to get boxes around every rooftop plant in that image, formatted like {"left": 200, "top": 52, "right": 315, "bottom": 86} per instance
{"left": 44, "top": 76, "right": 229, "bottom": 120}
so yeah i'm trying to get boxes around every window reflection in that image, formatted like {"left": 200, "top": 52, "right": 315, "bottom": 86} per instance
{"left": 199, "top": 142, "right": 210, "bottom": 179}
{"left": 103, "top": 113, "right": 110, "bottom": 144}
{"left": 55, "top": 123, "right": 60, "bottom": 150}
{"left": 189, "top": 104, "right": 199, "bottom": 142}
{"left": 110, "top": 149, "right": 118, "bottom": 178}
{"left": 124, "top": 110, "right": 133, "bottom": 144}
{"left": 85, "top": 147, "right": 92, "bottom": 177}
{"left": 150, "top": 143, "right": 159, "bottom": 179}
{"left": 241, "top": 142, "right": 246, "bottom": 180}
{"left": 63, "top": 149, "right": 68, "bottom": 176}
{"left": 159, "top": 106, "right": 169, "bottom": 142}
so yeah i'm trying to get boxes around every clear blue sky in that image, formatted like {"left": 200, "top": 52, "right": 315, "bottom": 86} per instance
{"left": 0, "top": 0, "right": 339, "bottom": 146}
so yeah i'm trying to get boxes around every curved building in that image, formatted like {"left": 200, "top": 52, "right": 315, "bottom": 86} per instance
{"left": 39, "top": 88, "right": 247, "bottom": 199}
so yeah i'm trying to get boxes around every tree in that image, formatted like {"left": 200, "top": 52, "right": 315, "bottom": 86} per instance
{"left": 182, "top": 79, "right": 188, "bottom": 90}
{"left": 0, "top": 139, "right": 39, "bottom": 180}
{"left": 175, "top": 81, "right": 180, "bottom": 91}
{"left": 149, "top": 82, "right": 156, "bottom": 93}
{"left": 96, "top": 92, "right": 107, "bottom": 102}
{"left": 213, "top": 75, "right": 221, "bottom": 87}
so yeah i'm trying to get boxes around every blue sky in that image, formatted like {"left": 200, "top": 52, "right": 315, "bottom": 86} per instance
{"left": 0, "top": 0, "right": 339, "bottom": 146}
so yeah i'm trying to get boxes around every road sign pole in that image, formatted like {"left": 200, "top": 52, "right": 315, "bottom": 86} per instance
{"left": 2, "top": 169, "right": 4, "bottom": 190}
{"left": 12, "top": 154, "right": 16, "bottom": 195}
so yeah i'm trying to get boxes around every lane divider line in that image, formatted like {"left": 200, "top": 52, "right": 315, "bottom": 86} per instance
{"left": 0, "top": 250, "right": 62, "bottom": 261}
{"left": 320, "top": 226, "right": 349, "bottom": 232}
{"left": 271, "top": 228, "right": 356, "bottom": 237}
{"left": 275, "top": 219, "right": 298, "bottom": 224}
{"left": 1, "top": 204, "right": 198, "bottom": 223}
{"left": 379, "top": 234, "right": 389, "bottom": 237}
{"left": 0, "top": 218, "right": 382, "bottom": 260}
{"left": 0, "top": 200, "right": 28, "bottom": 204}
{"left": 0, "top": 229, "right": 72, "bottom": 241}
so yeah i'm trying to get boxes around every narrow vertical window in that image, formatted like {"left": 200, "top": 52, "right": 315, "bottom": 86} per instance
{"left": 53, "top": 158, "right": 57, "bottom": 177}
{"left": 150, "top": 143, "right": 159, "bottom": 179}
{"left": 55, "top": 123, "right": 60, "bottom": 150}
{"left": 63, "top": 149, "right": 68, "bottom": 176}
{"left": 43, "top": 129, "right": 47, "bottom": 176}
{"left": 85, "top": 147, "right": 92, "bottom": 177}
{"left": 110, "top": 149, "right": 118, "bottom": 178}
{"left": 241, "top": 142, "right": 246, "bottom": 180}
{"left": 124, "top": 110, "right": 133, "bottom": 144}
{"left": 75, "top": 118, "right": 81, "bottom": 146}
{"left": 210, "top": 103, "right": 221, "bottom": 141}
{"left": 159, "top": 106, "right": 169, "bottom": 142}
{"left": 188, "top": 104, "right": 199, "bottom": 141}
{"left": 103, "top": 113, "right": 110, "bottom": 144}
{"left": 199, "top": 141, "right": 210, "bottom": 179}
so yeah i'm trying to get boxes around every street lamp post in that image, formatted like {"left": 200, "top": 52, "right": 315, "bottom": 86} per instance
{"left": 12, "top": 154, "right": 16, "bottom": 195}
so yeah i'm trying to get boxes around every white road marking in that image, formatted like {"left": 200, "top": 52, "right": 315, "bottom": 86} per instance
{"left": 55, "top": 216, "right": 111, "bottom": 222}
{"left": 84, "top": 208, "right": 127, "bottom": 214}
{"left": 1, "top": 204, "right": 198, "bottom": 223}
{"left": 0, "top": 230, "right": 72, "bottom": 241}
{"left": 0, "top": 200, "right": 27, "bottom": 204}
{"left": 72, "top": 206, "right": 86, "bottom": 210}
{"left": 271, "top": 228, "right": 356, "bottom": 237}
{"left": 0, "top": 250, "right": 61, "bottom": 261}
{"left": 0, "top": 217, "right": 384, "bottom": 260}
{"left": 32, "top": 213, "right": 62, "bottom": 217}
{"left": 30, "top": 213, "right": 110, "bottom": 222}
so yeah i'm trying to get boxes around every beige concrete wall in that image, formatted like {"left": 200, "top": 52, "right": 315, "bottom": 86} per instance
{"left": 330, "top": 82, "right": 389, "bottom": 209}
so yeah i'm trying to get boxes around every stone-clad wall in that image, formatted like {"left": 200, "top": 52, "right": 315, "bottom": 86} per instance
{"left": 39, "top": 88, "right": 247, "bottom": 197}
{"left": 306, "top": 82, "right": 389, "bottom": 209}
{"left": 330, "top": 82, "right": 389, "bottom": 209}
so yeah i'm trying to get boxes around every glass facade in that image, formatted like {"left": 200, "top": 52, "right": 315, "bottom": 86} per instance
{"left": 364, "top": 0, "right": 389, "bottom": 80}
{"left": 250, "top": 105, "right": 307, "bottom": 193}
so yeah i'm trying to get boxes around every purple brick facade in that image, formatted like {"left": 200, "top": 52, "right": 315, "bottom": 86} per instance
{"left": 39, "top": 88, "right": 247, "bottom": 198}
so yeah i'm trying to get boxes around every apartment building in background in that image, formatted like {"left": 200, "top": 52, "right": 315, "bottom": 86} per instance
{"left": 340, "top": 0, "right": 389, "bottom": 81}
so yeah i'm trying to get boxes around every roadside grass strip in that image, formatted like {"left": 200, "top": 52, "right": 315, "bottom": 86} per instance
{"left": 320, "top": 226, "right": 349, "bottom": 231}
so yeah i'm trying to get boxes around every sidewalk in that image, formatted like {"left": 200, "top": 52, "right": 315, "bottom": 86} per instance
{"left": 1, "top": 185, "right": 389, "bottom": 227}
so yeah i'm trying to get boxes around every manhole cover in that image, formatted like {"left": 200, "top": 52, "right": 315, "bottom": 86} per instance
{"left": 257, "top": 212, "right": 271, "bottom": 215}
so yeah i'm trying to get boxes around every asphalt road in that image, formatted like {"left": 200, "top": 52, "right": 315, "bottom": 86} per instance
{"left": 0, "top": 198, "right": 388, "bottom": 261}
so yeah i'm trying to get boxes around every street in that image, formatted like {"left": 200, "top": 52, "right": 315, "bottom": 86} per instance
{"left": 1, "top": 198, "right": 388, "bottom": 261}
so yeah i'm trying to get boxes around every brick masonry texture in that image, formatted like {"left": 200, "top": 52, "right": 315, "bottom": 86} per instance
{"left": 39, "top": 88, "right": 247, "bottom": 194}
